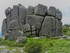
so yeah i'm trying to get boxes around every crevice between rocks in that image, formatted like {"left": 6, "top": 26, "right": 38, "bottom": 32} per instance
{"left": 37, "top": 16, "right": 46, "bottom": 36}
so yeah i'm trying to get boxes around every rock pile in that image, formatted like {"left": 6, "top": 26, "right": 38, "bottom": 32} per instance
{"left": 2, "top": 4, "right": 62, "bottom": 40}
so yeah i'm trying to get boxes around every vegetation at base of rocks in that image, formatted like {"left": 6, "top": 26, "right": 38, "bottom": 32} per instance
{"left": 62, "top": 24, "right": 70, "bottom": 36}
{"left": 25, "top": 40, "right": 42, "bottom": 53}
{"left": 0, "top": 37, "right": 70, "bottom": 53}
{"left": 0, "top": 38, "right": 26, "bottom": 47}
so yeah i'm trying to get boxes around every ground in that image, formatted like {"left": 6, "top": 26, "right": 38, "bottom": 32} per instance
{"left": 0, "top": 37, "right": 70, "bottom": 53}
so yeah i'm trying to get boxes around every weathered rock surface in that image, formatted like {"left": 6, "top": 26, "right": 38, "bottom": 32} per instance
{"left": 5, "top": 7, "right": 12, "bottom": 17}
{"left": 26, "top": 15, "right": 44, "bottom": 36}
{"left": 2, "top": 4, "right": 63, "bottom": 40}
{"left": 56, "top": 9, "right": 62, "bottom": 20}
{"left": 2, "top": 18, "right": 7, "bottom": 35}
{"left": 47, "top": 6, "right": 56, "bottom": 16}
{"left": 40, "top": 16, "right": 62, "bottom": 37}
{"left": 18, "top": 4, "right": 27, "bottom": 25}
{"left": 23, "top": 24, "right": 30, "bottom": 32}
{"left": 27, "top": 6, "right": 34, "bottom": 15}
{"left": 55, "top": 19, "right": 62, "bottom": 36}
{"left": 8, "top": 19, "right": 19, "bottom": 29}
{"left": 11, "top": 5, "right": 19, "bottom": 20}
{"left": 26, "top": 15, "right": 44, "bottom": 26}
{"left": 34, "top": 4, "right": 47, "bottom": 16}
{"left": 40, "top": 16, "right": 56, "bottom": 37}
{"left": 3, "top": 29, "right": 24, "bottom": 40}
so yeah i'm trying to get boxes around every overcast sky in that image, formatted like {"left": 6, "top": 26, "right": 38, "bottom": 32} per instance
{"left": 0, "top": 0, "right": 70, "bottom": 33}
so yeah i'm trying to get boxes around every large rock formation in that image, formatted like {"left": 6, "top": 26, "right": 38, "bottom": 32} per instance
{"left": 2, "top": 4, "right": 63, "bottom": 40}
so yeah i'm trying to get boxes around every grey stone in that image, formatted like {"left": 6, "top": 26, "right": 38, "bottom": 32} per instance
{"left": 40, "top": 16, "right": 62, "bottom": 37}
{"left": 2, "top": 18, "right": 7, "bottom": 35}
{"left": 27, "top": 6, "right": 34, "bottom": 15}
{"left": 55, "top": 19, "right": 62, "bottom": 36}
{"left": 56, "top": 9, "right": 62, "bottom": 20}
{"left": 0, "top": 50, "right": 12, "bottom": 53}
{"left": 34, "top": 36, "right": 45, "bottom": 39}
{"left": 23, "top": 24, "right": 30, "bottom": 32}
{"left": 18, "top": 4, "right": 27, "bottom": 25}
{"left": 15, "top": 36, "right": 27, "bottom": 44}
{"left": 45, "top": 51, "right": 48, "bottom": 53}
{"left": 4, "top": 32, "right": 16, "bottom": 40}
{"left": 26, "top": 15, "right": 44, "bottom": 36}
{"left": 32, "top": 25, "right": 35, "bottom": 31}
{"left": 0, "top": 46, "right": 7, "bottom": 48}
{"left": 34, "top": 37, "right": 41, "bottom": 39}
{"left": 34, "top": 4, "right": 47, "bottom": 16}
{"left": 40, "top": 16, "right": 56, "bottom": 37}
{"left": 6, "top": 30, "right": 24, "bottom": 40}
{"left": 24, "top": 32, "right": 31, "bottom": 37}
{"left": 65, "top": 36, "right": 70, "bottom": 40}
{"left": 5, "top": 7, "right": 12, "bottom": 17}
{"left": 2, "top": 4, "right": 63, "bottom": 39}
{"left": 23, "top": 24, "right": 35, "bottom": 37}
{"left": 11, "top": 5, "right": 19, "bottom": 20}
{"left": 26, "top": 15, "right": 44, "bottom": 26}
{"left": 47, "top": 6, "right": 56, "bottom": 16}
{"left": 6, "top": 14, "right": 11, "bottom": 29}
{"left": 8, "top": 19, "right": 19, "bottom": 29}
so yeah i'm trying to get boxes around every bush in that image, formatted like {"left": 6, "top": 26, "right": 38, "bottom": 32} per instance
{"left": 25, "top": 41, "right": 42, "bottom": 53}
{"left": 67, "top": 31, "right": 70, "bottom": 36}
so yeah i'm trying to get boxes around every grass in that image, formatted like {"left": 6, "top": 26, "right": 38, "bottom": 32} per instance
{"left": 0, "top": 37, "right": 70, "bottom": 53}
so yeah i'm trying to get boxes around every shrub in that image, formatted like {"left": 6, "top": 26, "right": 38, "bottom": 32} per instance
{"left": 67, "top": 31, "right": 70, "bottom": 36}
{"left": 25, "top": 41, "right": 42, "bottom": 53}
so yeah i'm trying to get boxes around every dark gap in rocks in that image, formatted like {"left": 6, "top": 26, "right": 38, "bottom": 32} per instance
{"left": 30, "top": 25, "right": 32, "bottom": 36}
{"left": 35, "top": 27, "right": 39, "bottom": 37}
{"left": 18, "top": 6, "right": 21, "bottom": 30}
{"left": 47, "top": 15, "right": 55, "bottom": 17}
{"left": 37, "top": 16, "right": 46, "bottom": 37}
{"left": 35, "top": 14, "right": 45, "bottom": 17}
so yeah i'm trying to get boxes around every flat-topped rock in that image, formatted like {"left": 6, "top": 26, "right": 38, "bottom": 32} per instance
{"left": 26, "top": 15, "right": 44, "bottom": 26}
{"left": 47, "top": 6, "right": 56, "bottom": 16}
{"left": 34, "top": 4, "right": 47, "bottom": 16}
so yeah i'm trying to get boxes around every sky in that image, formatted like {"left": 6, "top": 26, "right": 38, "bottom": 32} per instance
{"left": 0, "top": 0, "right": 70, "bottom": 36}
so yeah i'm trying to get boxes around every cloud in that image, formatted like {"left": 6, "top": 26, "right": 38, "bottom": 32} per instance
{"left": 62, "top": 16, "right": 70, "bottom": 25}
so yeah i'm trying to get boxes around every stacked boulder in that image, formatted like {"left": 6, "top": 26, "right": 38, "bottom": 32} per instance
{"left": 2, "top": 4, "right": 62, "bottom": 40}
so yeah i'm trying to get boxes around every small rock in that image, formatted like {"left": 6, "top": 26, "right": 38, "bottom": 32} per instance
{"left": 0, "top": 50, "right": 12, "bottom": 53}
{"left": 15, "top": 36, "right": 27, "bottom": 44}
{"left": 0, "top": 46, "right": 7, "bottom": 48}
{"left": 65, "top": 36, "right": 70, "bottom": 40}
{"left": 34, "top": 37, "right": 41, "bottom": 39}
